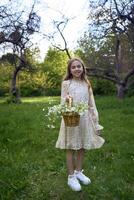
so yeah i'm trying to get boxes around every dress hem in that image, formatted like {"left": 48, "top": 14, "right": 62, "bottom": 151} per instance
{"left": 55, "top": 139, "right": 105, "bottom": 150}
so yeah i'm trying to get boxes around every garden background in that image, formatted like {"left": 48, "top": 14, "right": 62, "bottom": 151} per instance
{"left": 0, "top": 0, "right": 134, "bottom": 199}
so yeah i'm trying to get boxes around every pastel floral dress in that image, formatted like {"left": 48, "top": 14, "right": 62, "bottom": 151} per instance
{"left": 55, "top": 79, "right": 105, "bottom": 150}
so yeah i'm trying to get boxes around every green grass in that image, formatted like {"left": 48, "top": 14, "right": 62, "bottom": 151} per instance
{"left": 0, "top": 96, "right": 134, "bottom": 200}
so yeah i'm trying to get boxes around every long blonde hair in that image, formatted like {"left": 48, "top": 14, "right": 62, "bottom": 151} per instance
{"left": 64, "top": 57, "right": 91, "bottom": 88}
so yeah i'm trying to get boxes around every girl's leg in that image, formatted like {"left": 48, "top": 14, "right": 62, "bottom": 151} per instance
{"left": 66, "top": 149, "right": 82, "bottom": 191}
{"left": 66, "top": 149, "right": 75, "bottom": 175}
{"left": 75, "top": 148, "right": 91, "bottom": 185}
{"left": 75, "top": 148, "right": 85, "bottom": 171}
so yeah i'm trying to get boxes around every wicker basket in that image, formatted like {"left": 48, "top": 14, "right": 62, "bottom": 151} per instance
{"left": 63, "top": 112, "right": 80, "bottom": 127}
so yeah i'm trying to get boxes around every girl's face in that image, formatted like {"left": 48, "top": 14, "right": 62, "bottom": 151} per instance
{"left": 70, "top": 60, "right": 83, "bottom": 79}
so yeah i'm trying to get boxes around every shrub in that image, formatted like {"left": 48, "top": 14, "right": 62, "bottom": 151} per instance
{"left": 90, "top": 78, "right": 116, "bottom": 95}
{"left": 126, "top": 85, "right": 134, "bottom": 97}
{"left": 44, "top": 88, "right": 61, "bottom": 96}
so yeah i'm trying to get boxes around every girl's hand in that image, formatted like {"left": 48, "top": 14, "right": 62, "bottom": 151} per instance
{"left": 65, "top": 95, "right": 72, "bottom": 103}
{"left": 96, "top": 130, "right": 101, "bottom": 135}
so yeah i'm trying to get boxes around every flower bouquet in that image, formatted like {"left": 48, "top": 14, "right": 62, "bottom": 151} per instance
{"left": 44, "top": 98, "right": 88, "bottom": 128}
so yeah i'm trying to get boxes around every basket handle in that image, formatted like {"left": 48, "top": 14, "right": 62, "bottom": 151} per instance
{"left": 68, "top": 96, "right": 73, "bottom": 108}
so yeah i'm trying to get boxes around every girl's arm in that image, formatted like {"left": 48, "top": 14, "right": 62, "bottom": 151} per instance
{"left": 88, "top": 87, "right": 103, "bottom": 131}
{"left": 89, "top": 87, "right": 99, "bottom": 121}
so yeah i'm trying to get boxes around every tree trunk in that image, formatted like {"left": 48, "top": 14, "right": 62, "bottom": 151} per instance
{"left": 10, "top": 67, "right": 21, "bottom": 103}
{"left": 117, "top": 84, "right": 126, "bottom": 99}
{"left": 115, "top": 36, "right": 122, "bottom": 74}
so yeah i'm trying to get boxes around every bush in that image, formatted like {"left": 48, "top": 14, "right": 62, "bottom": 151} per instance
{"left": 44, "top": 88, "right": 61, "bottom": 96}
{"left": 90, "top": 78, "right": 116, "bottom": 95}
{"left": 20, "top": 86, "right": 45, "bottom": 97}
{"left": 20, "top": 86, "right": 61, "bottom": 97}
{"left": 6, "top": 94, "right": 21, "bottom": 104}
{"left": 126, "top": 85, "right": 134, "bottom": 97}
{"left": 0, "top": 88, "right": 9, "bottom": 97}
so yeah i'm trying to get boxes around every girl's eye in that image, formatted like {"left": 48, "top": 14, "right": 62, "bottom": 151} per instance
{"left": 77, "top": 65, "right": 81, "bottom": 68}
{"left": 71, "top": 65, "right": 82, "bottom": 69}
{"left": 71, "top": 66, "right": 76, "bottom": 69}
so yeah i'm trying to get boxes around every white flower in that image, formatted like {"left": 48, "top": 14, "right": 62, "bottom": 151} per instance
{"left": 43, "top": 102, "right": 88, "bottom": 129}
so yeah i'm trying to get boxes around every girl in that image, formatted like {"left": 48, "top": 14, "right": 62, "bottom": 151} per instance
{"left": 56, "top": 58, "right": 105, "bottom": 191}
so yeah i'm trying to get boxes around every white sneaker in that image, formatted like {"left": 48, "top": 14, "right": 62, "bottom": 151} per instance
{"left": 68, "top": 174, "right": 81, "bottom": 191}
{"left": 74, "top": 170, "right": 91, "bottom": 185}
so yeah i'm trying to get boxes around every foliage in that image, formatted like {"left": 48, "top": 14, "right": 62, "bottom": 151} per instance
{"left": 77, "top": 33, "right": 116, "bottom": 69}
{"left": 41, "top": 47, "right": 68, "bottom": 89}
{"left": 0, "top": 63, "right": 12, "bottom": 96}
{"left": 0, "top": 48, "right": 41, "bottom": 97}
{"left": 19, "top": 67, "right": 46, "bottom": 97}
{"left": 6, "top": 93, "right": 21, "bottom": 104}
{"left": 126, "top": 85, "right": 134, "bottom": 97}
{"left": 90, "top": 78, "right": 116, "bottom": 96}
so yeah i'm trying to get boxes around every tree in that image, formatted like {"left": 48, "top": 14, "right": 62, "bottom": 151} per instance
{"left": 85, "top": 0, "right": 134, "bottom": 98}
{"left": 0, "top": 1, "right": 40, "bottom": 102}
{"left": 41, "top": 47, "right": 68, "bottom": 94}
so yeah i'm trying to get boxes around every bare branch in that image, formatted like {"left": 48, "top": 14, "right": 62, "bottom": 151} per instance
{"left": 86, "top": 67, "right": 120, "bottom": 83}
{"left": 53, "top": 19, "right": 71, "bottom": 59}
{"left": 124, "top": 66, "right": 134, "bottom": 85}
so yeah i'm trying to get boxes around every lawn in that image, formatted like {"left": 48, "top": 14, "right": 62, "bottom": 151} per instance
{"left": 0, "top": 96, "right": 134, "bottom": 200}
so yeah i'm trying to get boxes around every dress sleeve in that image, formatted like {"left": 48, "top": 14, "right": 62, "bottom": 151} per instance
{"left": 88, "top": 87, "right": 104, "bottom": 131}
{"left": 60, "top": 81, "right": 69, "bottom": 104}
